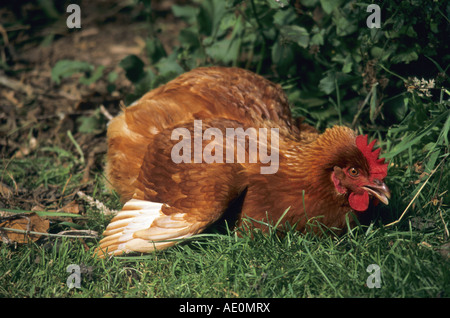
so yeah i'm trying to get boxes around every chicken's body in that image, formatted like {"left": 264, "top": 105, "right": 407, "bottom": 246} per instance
{"left": 98, "top": 67, "right": 389, "bottom": 257}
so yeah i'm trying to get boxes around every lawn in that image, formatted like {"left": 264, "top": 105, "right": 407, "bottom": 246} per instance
{"left": 1, "top": 151, "right": 449, "bottom": 298}
{"left": 0, "top": 0, "right": 449, "bottom": 299}
{"left": 1, "top": 209, "right": 449, "bottom": 298}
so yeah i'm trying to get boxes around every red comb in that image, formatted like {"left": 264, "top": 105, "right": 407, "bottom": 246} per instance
{"left": 356, "top": 135, "right": 388, "bottom": 180}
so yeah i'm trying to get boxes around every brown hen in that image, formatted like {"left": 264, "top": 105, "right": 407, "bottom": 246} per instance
{"left": 97, "top": 67, "right": 390, "bottom": 257}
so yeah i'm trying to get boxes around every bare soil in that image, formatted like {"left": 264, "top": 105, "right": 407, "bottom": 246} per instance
{"left": 0, "top": 0, "right": 185, "bottom": 211}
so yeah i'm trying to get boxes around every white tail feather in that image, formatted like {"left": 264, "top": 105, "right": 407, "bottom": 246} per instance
{"left": 97, "top": 199, "right": 197, "bottom": 257}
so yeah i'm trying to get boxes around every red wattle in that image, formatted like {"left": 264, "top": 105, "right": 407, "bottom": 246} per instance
{"left": 348, "top": 191, "right": 369, "bottom": 212}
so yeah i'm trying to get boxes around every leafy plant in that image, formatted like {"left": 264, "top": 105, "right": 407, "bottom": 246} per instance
{"left": 51, "top": 60, "right": 105, "bottom": 85}
{"left": 126, "top": 0, "right": 448, "bottom": 126}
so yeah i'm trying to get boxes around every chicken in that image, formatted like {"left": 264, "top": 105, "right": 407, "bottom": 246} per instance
{"left": 96, "top": 66, "right": 390, "bottom": 257}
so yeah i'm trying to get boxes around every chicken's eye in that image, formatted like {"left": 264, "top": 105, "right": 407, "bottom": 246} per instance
{"left": 348, "top": 167, "right": 359, "bottom": 177}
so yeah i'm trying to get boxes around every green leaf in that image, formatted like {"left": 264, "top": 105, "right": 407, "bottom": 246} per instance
{"left": 279, "top": 25, "right": 310, "bottom": 48}
{"left": 271, "top": 40, "right": 294, "bottom": 70}
{"left": 198, "top": 0, "right": 227, "bottom": 36}
{"left": 218, "top": 12, "right": 238, "bottom": 34}
{"left": 342, "top": 60, "right": 352, "bottom": 73}
{"left": 179, "top": 28, "right": 201, "bottom": 49}
{"left": 155, "top": 52, "right": 184, "bottom": 76}
{"left": 318, "top": 72, "right": 335, "bottom": 94}
{"left": 51, "top": 60, "right": 93, "bottom": 84}
{"left": 320, "top": 0, "right": 342, "bottom": 14}
{"left": 79, "top": 65, "right": 105, "bottom": 85}
{"left": 107, "top": 71, "right": 118, "bottom": 83}
{"left": 334, "top": 16, "right": 358, "bottom": 36}
{"left": 124, "top": 69, "right": 155, "bottom": 104}
{"left": 391, "top": 50, "right": 419, "bottom": 64}
{"left": 171, "top": 5, "right": 199, "bottom": 24}
{"left": 310, "top": 32, "right": 324, "bottom": 46}
{"left": 205, "top": 38, "right": 241, "bottom": 64}
{"left": 273, "top": 8, "right": 297, "bottom": 26}
{"left": 146, "top": 37, "right": 167, "bottom": 64}
{"left": 77, "top": 115, "right": 102, "bottom": 134}
{"left": 268, "top": 0, "right": 289, "bottom": 8}
{"left": 119, "top": 55, "right": 145, "bottom": 83}
{"left": 318, "top": 71, "right": 355, "bottom": 94}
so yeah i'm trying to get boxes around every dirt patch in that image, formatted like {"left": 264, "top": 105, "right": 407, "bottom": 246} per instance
{"left": 0, "top": 1, "right": 185, "bottom": 210}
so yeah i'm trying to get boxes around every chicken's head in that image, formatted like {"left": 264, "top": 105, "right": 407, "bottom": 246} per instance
{"left": 331, "top": 135, "right": 390, "bottom": 212}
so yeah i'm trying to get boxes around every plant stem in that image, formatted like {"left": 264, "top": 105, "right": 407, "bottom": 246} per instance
{"left": 250, "top": 0, "right": 267, "bottom": 74}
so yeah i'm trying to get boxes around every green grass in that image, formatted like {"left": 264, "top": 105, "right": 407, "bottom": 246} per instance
{"left": 0, "top": 148, "right": 449, "bottom": 298}
{"left": 1, "top": 216, "right": 449, "bottom": 297}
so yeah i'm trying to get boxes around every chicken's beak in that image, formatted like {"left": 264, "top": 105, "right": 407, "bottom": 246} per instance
{"left": 362, "top": 180, "right": 391, "bottom": 205}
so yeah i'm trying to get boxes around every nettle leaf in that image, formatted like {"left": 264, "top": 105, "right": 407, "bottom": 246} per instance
{"left": 119, "top": 55, "right": 145, "bottom": 83}
{"left": 146, "top": 37, "right": 167, "bottom": 64}
{"left": 204, "top": 13, "right": 244, "bottom": 65}
{"left": 206, "top": 38, "right": 241, "bottom": 64}
{"left": 171, "top": 4, "right": 199, "bottom": 24}
{"left": 310, "top": 29, "right": 325, "bottom": 46}
{"left": 318, "top": 71, "right": 355, "bottom": 94}
{"left": 334, "top": 16, "right": 358, "bottom": 37}
{"left": 271, "top": 40, "right": 294, "bottom": 68}
{"left": 267, "top": 0, "right": 289, "bottom": 9}
{"left": 391, "top": 50, "right": 419, "bottom": 64}
{"left": 218, "top": 12, "right": 238, "bottom": 34}
{"left": 77, "top": 115, "right": 101, "bottom": 134}
{"left": 51, "top": 60, "right": 93, "bottom": 84}
{"left": 155, "top": 51, "right": 184, "bottom": 76}
{"left": 79, "top": 65, "right": 105, "bottom": 85}
{"left": 198, "top": 0, "right": 227, "bottom": 36}
{"left": 273, "top": 8, "right": 297, "bottom": 26}
{"left": 124, "top": 69, "right": 155, "bottom": 105}
{"left": 179, "top": 28, "right": 201, "bottom": 49}
{"left": 320, "top": 0, "right": 343, "bottom": 14}
{"left": 77, "top": 109, "right": 104, "bottom": 134}
{"left": 318, "top": 73, "right": 335, "bottom": 95}
{"left": 332, "top": 53, "right": 353, "bottom": 74}
{"left": 279, "top": 25, "right": 310, "bottom": 48}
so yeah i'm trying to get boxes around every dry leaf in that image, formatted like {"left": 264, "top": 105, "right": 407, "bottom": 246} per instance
{"left": 414, "top": 161, "right": 424, "bottom": 174}
{"left": 2, "top": 90, "right": 23, "bottom": 108}
{"left": 0, "top": 213, "right": 49, "bottom": 243}
{"left": 0, "top": 182, "right": 13, "bottom": 199}
{"left": 60, "top": 200, "right": 80, "bottom": 214}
